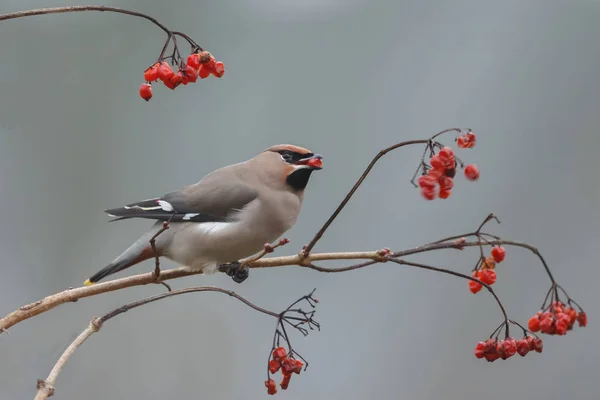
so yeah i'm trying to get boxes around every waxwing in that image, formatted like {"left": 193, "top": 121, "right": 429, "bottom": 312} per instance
{"left": 84, "top": 145, "right": 323, "bottom": 285}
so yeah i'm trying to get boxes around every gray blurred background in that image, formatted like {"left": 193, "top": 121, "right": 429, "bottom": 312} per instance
{"left": 1, "top": 0, "right": 599, "bottom": 399}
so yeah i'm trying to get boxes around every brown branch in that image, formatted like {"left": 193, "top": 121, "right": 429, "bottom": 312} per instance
{"left": 1, "top": 235, "right": 551, "bottom": 332}
{"left": 0, "top": 6, "right": 171, "bottom": 33}
{"left": 32, "top": 287, "right": 288, "bottom": 399}
{"left": 302, "top": 128, "right": 461, "bottom": 255}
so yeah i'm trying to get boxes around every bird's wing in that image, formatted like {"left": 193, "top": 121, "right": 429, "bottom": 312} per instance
{"left": 105, "top": 168, "right": 259, "bottom": 223}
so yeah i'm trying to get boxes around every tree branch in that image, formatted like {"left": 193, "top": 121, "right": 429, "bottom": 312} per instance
{"left": 32, "top": 287, "right": 304, "bottom": 399}
{"left": 0, "top": 235, "right": 554, "bottom": 332}
{"left": 301, "top": 129, "right": 462, "bottom": 255}
{"left": 0, "top": 6, "right": 171, "bottom": 34}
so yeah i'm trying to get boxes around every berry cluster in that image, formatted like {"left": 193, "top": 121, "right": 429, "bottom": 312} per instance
{"left": 469, "top": 246, "right": 505, "bottom": 294}
{"left": 457, "top": 131, "right": 476, "bottom": 148}
{"left": 262, "top": 290, "right": 319, "bottom": 395}
{"left": 474, "top": 336, "right": 543, "bottom": 362}
{"left": 265, "top": 347, "right": 304, "bottom": 395}
{"left": 415, "top": 130, "right": 480, "bottom": 200}
{"left": 139, "top": 51, "right": 224, "bottom": 101}
{"left": 528, "top": 301, "right": 587, "bottom": 335}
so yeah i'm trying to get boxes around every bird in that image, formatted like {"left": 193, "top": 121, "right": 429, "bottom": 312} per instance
{"left": 83, "top": 144, "right": 323, "bottom": 286}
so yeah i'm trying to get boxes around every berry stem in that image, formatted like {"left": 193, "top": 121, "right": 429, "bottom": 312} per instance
{"left": 429, "top": 232, "right": 557, "bottom": 284}
{"left": 0, "top": 6, "right": 172, "bottom": 34}
{"left": 173, "top": 31, "right": 203, "bottom": 51}
{"left": 302, "top": 128, "right": 463, "bottom": 256}
{"left": 388, "top": 259, "right": 510, "bottom": 333}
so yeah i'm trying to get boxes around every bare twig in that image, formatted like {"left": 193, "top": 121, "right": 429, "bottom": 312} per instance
{"left": 301, "top": 128, "right": 461, "bottom": 256}
{"left": 32, "top": 286, "right": 307, "bottom": 399}
{"left": 0, "top": 235, "right": 553, "bottom": 332}
{"left": 0, "top": 6, "right": 171, "bottom": 32}
{"left": 34, "top": 319, "right": 101, "bottom": 400}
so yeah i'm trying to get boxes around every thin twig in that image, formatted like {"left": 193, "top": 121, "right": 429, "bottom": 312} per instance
{"left": 0, "top": 6, "right": 171, "bottom": 33}
{"left": 0, "top": 237, "right": 553, "bottom": 332}
{"left": 32, "top": 287, "right": 279, "bottom": 399}
{"left": 34, "top": 319, "right": 101, "bottom": 400}
{"left": 302, "top": 128, "right": 461, "bottom": 256}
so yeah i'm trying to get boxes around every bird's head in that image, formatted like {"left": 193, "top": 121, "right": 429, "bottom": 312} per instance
{"left": 262, "top": 144, "right": 323, "bottom": 191}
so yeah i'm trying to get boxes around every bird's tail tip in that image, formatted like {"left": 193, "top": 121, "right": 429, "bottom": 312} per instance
{"left": 83, "top": 279, "right": 94, "bottom": 286}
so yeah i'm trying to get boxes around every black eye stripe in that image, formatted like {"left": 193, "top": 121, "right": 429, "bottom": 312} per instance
{"left": 275, "top": 150, "right": 313, "bottom": 163}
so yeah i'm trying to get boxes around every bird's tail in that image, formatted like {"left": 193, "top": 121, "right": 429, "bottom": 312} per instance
{"left": 84, "top": 241, "right": 155, "bottom": 286}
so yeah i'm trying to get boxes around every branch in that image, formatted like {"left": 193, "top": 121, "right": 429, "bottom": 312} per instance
{"left": 0, "top": 6, "right": 171, "bottom": 33}
{"left": 301, "top": 129, "right": 461, "bottom": 255}
{"left": 0, "top": 236, "right": 551, "bottom": 332}
{"left": 32, "top": 287, "right": 307, "bottom": 399}
{"left": 0, "top": 6, "right": 225, "bottom": 101}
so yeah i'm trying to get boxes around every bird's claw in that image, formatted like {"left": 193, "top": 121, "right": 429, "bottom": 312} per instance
{"left": 219, "top": 261, "right": 249, "bottom": 284}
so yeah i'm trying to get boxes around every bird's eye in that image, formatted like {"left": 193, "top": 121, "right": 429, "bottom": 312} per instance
{"left": 280, "top": 152, "right": 293, "bottom": 162}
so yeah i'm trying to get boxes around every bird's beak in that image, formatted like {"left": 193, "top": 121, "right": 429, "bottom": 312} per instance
{"left": 295, "top": 154, "right": 323, "bottom": 170}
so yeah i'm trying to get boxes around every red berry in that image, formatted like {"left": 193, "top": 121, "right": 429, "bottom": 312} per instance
{"left": 428, "top": 168, "right": 443, "bottom": 180}
{"left": 438, "top": 176, "right": 454, "bottom": 191}
{"left": 552, "top": 301, "right": 564, "bottom": 314}
{"left": 291, "top": 359, "right": 303, "bottom": 374}
{"left": 418, "top": 175, "right": 437, "bottom": 189}
{"left": 167, "top": 72, "right": 183, "bottom": 89}
{"left": 502, "top": 338, "right": 517, "bottom": 358}
{"left": 457, "top": 132, "right": 476, "bottom": 148}
{"left": 139, "top": 83, "right": 152, "bottom": 101}
{"left": 532, "top": 337, "right": 543, "bottom": 353}
{"left": 265, "top": 379, "right": 277, "bottom": 395}
{"left": 474, "top": 341, "right": 486, "bottom": 359}
{"left": 420, "top": 188, "right": 436, "bottom": 201}
{"left": 516, "top": 339, "right": 530, "bottom": 356}
{"left": 526, "top": 336, "right": 536, "bottom": 350}
{"left": 438, "top": 146, "right": 455, "bottom": 163}
{"left": 469, "top": 271, "right": 482, "bottom": 294}
{"left": 483, "top": 343, "right": 499, "bottom": 362}
{"left": 479, "top": 269, "right": 497, "bottom": 285}
{"left": 144, "top": 63, "right": 160, "bottom": 82}
{"left": 481, "top": 257, "right": 496, "bottom": 270}
{"left": 204, "top": 57, "right": 217, "bottom": 71}
{"left": 184, "top": 66, "right": 198, "bottom": 83}
{"left": 528, "top": 316, "right": 541, "bottom": 332}
{"left": 566, "top": 308, "right": 577, "bottom": 326}
{"left": 438, "top": 189, "right": 451, "bottom": 199}
{"left": 212, "top": 61, "right": 225, "bottom": 78}
{"left": 539, "top": 317, "right": 554, "bottom": 334}
{"left": 464, "top": 164, "right": 480, "bottom": 181}
{"left": 430, "top": 155, "right": 444, "bottom": 170}
{"left": 539, "top": 311, "right": 552, "bottom": 321}
{"left": 272, "top": 347, "right": 287, "bottom": 361}
{"left": 491, "top": 246, "right": 506, "bottom": 263}
{"left": 268, "top": 359, "right": 281, "bottom": 374}
{"left": 280, "top": 358, "right": 301, "bottom": 375}
{"left": 199, "top": 50, "right": 214, "bottom": 64}
{"left": 577, "top": 312, "right": 587, "bottom": 327}
{"left": 198, "top": 65, "right": 211, "bottom": 79}
{"left": 555, "top": 319, "right": 568, "bottom": 335}
{"left": 280, "top": 374, "right": 291, "bottom": 390}
{"left": 496, "top": 341, "right": 507, "bottom": 360}
{"left": 457, "top": 136, "right": 469, "bottom": 148}
{"left": 157, "top": 62, "right": 175, "bottom": 82}
{"left": 186, "top": 53, "right": 201, "bottom": 70}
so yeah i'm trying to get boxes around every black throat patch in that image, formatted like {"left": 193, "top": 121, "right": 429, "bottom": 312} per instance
{"left": 286, "top": 168, "right": 314, "bottom": 190}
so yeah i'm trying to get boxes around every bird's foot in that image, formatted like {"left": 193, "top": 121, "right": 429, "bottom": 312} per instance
{"left": 152, "top": 265, "right": 162, "bottom": 282}
{"left": 219, "top": 261, "right": 249, "bottom": 284}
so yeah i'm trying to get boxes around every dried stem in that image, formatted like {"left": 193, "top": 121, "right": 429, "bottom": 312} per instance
{"left": 302, "top": 128, "right": 462, "bottom": 255}
{"left": 0, "top": 6, "right": 171, "bottom": 33}
{"left": 33, "top": 286, "right": 281, "bottom": 399}
{"left": 0, "top": 235, "right": 549, "bottom": 332}
{"left": 34, "top": 319, "right": 101, "bottom": 400}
